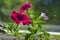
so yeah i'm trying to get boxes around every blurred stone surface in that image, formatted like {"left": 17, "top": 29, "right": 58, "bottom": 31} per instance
{"left": 0, "top": 33, "right": 18, "bottom": 40}
{"left": 42, "top": 25, "right": 60, "bottom": 32}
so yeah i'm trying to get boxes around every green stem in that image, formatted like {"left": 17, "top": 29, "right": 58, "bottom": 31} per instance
{"left": 14, "top": 24, "right": 19, "bottom": 36}
{"left": 27, "top": 11, "right": 34, "bottom": 26}
{"left": 16, "top": 24, "right": 18, "bottom": 28}
{"left": 27, "top": 11, "right": 30, "bottom": 17}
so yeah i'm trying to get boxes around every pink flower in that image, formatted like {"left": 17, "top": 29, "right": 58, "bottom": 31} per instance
{"left": 19, "top": 2, "right": 32, "bottom": 13}
{"left": 43, "top": 16, "right": 49, "bottom": 21}
{"left": 40, "top": 12, "right": 49, "bottom": 21}
{"left": 10, "top": 10, "right": 32, "bottom": 25}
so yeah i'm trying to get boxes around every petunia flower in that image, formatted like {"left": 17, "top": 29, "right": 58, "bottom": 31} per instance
{"left": 19, "top": 2, "right": 32, "bottom": 13}
{"left": 39, "top": 11, "right": 49, "bottom": 21}
{"left": 10, "top": 10, "right": 32, "bottom": 25}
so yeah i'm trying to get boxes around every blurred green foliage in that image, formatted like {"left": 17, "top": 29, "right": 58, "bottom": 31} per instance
{"left": 0, "top": 0, "right": 60, "bottom": 24}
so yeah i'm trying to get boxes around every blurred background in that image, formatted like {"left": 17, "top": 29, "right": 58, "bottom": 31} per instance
{"left": 0, "top": 0, "right": 60, "bottom": 32}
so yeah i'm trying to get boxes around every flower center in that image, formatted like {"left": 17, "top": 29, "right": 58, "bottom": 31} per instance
{"left": 23, "top": 5, "right": 28, "bottom": 10}
{"left": 17, "top": 14, "right": 23, "bottom": 21}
